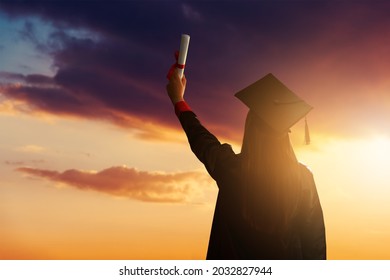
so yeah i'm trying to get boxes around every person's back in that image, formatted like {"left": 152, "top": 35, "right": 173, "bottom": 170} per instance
{"left": 166, "top": 71, "right": 326, "bottom": 259}
{"left": 207, "top": 163, "right": 323, "bottom": 260}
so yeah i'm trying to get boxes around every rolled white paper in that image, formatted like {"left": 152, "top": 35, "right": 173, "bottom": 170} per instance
{"left": 177, "top": 34, "right": 190, "bottom": 78}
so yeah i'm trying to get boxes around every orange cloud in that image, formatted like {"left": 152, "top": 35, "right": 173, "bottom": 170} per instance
{"left": 16, "top": 166, "right": 211, "bottom": 203}
{"left": 15, "top": 145, "right": 46, "bottom": 153}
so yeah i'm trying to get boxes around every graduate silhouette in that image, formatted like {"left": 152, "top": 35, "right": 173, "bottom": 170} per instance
{"left": 166, "top": 71, "right": 326, "bottom": 260}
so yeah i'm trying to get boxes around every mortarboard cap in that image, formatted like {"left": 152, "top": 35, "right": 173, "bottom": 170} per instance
{"left": 235, "top": 73, "right": 312, "bottom": 133}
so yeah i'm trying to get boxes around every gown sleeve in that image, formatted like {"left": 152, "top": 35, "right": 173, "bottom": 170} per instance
{"left": 178, "top": 110, "right": 237, "bottom": 182}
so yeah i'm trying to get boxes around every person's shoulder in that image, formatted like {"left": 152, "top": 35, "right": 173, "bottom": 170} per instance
{"left": 299, "top": 162, "right": 313, "bottom": 175}
{"left": 298, "top": 162, "right": 322, "bottom": 206}
{"left": 298, "top": 162, "right": 315, "bottom": 188}
{"left": 218, "top": 143, "right": 240, "bottom": 163}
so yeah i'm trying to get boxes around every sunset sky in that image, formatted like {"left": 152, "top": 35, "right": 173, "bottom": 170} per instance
{"left": 1, "top": 0, "right": 390, "bottom": 260}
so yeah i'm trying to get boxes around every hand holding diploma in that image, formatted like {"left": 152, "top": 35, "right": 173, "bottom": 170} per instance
{"left": 166, "top": 69, "right": 187, "bottom": 105}
{"left": 167, "top": 34, "right": 190, "bottom": 80}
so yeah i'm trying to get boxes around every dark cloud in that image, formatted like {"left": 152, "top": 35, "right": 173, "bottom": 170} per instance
{"left": 4, "top": 159, "right": 45, "bottom": 166}
{"left": 25, "top": 74, "right": 54, "bottom": 85}
{"left": 0, "top": 0, "right": 186, "bottom": 50}
{"left": 0, "top": 78, "right": 185, "bottom": 141}
{"left": 0, "top": 71, "right": 24, "bottom": 82}
{"left": 1, "top": 1, "right": 390, "bottom": 141}
{"left": 4, "top": 160, "right": 25, "bottom": 166}
{"left": 17, "top": 166, "right": 210, "bottom": 203}
{"left": 0, "top": 71, "right": 54, "bottom": 84}
{"left": 0, "top": 4, "right": 191, "bottom": 141}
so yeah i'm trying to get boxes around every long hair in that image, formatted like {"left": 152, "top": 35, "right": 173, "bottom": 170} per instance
{"left": 240, "top": 111, "right": 301, "bottom": 236}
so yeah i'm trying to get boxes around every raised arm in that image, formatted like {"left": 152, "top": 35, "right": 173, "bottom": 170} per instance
{"left": 166, "top": 71, "right": 237, "bottom": 182}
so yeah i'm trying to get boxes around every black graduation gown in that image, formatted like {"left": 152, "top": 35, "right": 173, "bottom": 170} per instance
{"left": 178, "top": 111, "right": 326, "bottom": 260}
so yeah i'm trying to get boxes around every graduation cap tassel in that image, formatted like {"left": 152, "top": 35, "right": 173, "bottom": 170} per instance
{"left": 304, "top": 117, "right": 310, "bottom": 145}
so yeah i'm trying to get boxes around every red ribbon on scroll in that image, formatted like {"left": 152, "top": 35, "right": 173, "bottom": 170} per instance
{"left": 166, "top": 51, "right": 185, "bottom": 80}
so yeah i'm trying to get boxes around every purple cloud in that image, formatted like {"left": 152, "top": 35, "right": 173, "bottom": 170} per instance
{"left": 1, "top": 1, "right": 390, "bottom": 141}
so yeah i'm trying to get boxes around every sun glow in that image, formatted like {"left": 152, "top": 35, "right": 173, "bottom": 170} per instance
{"left": 364, "top": 137, "right": 390, "bottom": 169}
{"left": 349, "top": 136, "right": 390, "bottom": 187}
{"left": 294, "top": 134, "right": 390, "bottom": 259}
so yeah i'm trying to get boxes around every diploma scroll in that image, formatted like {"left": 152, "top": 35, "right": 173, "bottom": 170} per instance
{"left": 177, "top": 34, "right": 190, "bottom": 78}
